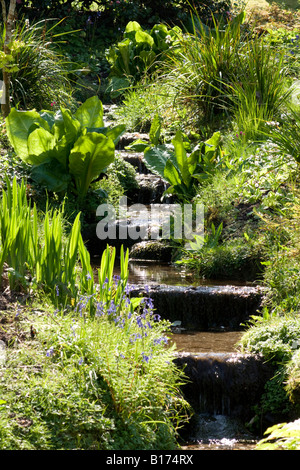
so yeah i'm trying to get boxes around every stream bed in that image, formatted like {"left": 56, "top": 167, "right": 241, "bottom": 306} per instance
{"left": 91, "top": 258, "right": 266, "bottom": 450}
{"left": 90, "top": 120, "right": 266, "bottom": 450}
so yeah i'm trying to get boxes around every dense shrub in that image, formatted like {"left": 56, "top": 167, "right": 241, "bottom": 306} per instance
{"left": 18, "top": 0, "right": 232, "bottom": 29}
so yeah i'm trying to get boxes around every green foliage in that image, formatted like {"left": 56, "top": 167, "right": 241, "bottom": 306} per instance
{"left": 177, "top": 234, "right": 264, "bottom": 280}
{"left": 5, "top": 96, "right": 125, "bottom": 200}
{"left": 128, "top": 117, "right": 225, "bottom": 201}
{"left": 0, "top": 177, "right": 93, "bottom": 304}
{"left": 265, "top": 106, "right": 300, "bottom": 164}
{"left": 106, "top": 21, "right": 181, "bottom": 97}
{"left": 162, "top": 11, "right": 246, "bottom": 124}
{"left": 239, "top": 316, "right": 300, "bottom": 364}
{"left": 0, "top": 19, "right": 77, "bottom": 110}
{"left": 256, "top": 420, "right": 300, "bottom": 450}
{"left": 227, "top": 38, "right": 291, "bottom": 141}
{"left": 0, "top": 243, "right": 190, "bottom": 450}
{"left": 106, "top": 153, "right": 138, "bottom": 193}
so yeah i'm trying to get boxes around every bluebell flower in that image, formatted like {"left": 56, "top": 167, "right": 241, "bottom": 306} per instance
{"left": 107, "top": 300, "right": 117, "bottom": 316}
{"left": 153, "top": 336, "right": 169, "bottom": 346}
{"left": 136, "top": 316, "right": 144, "bottom": 328}
{"left": 46, "top": 346, "right": 54, "bottom": 357}
{"left": 86, "top": 272, "right": 92, "bottom": 280}
{"left": 78, "top": 358, "right": 84, "bottom": 365}
{"left": 96, "top": 301, "right": 105, "bottom": 317}
{"left": 141, "top": 352, "right": 151, "bottom": 363}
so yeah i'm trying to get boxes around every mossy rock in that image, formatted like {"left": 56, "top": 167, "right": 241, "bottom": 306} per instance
{"left": 129, "top": 241, "right": 173, "bottom": 261}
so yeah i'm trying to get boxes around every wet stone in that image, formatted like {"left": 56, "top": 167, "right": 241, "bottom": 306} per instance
{"left": 129, "top": 240, "right": 173, "bottom": 262}
{"left": 129, "top": 284, "right": 264, "bottom": 330}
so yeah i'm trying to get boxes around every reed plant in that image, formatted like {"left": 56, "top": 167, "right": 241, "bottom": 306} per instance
{"left": 0, "top": 178, "right": 139, "bottom": 315}
{"left": 227, "top": 38, "right": 292, "bottom": 141}
{"left": 161, "top": 12, "right": 245, "bottom": 126}
{"left": 0, "top": 177, "right": 32, "bottom": 290}
{"left": 0, "top": 177, "right": 93, "bottom": 306}
{"left": 0, "top": 18, "right": 76, "bottom": 110}
{"left": 265, "top": 106, "right": 300, "bottom": 164}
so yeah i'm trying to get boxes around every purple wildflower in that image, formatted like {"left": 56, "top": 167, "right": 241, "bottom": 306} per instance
{"left": 46, "top": 346, "right": 54, "bottom": 357}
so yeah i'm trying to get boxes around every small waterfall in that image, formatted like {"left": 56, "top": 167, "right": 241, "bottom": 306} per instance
{"left": 174, "top": 352, "right": 274, "bottom": 419}
{"left": 91, "top": 108, "right": 278, "bottom": 450}
{"left": 175, "top": 352, "right": 275, "bottom": 449}
{"left": 117, "top": 150, "right": 149, "bottom": 174}
{"left": 129, "top": 284, "right": 264, "bottom": 330}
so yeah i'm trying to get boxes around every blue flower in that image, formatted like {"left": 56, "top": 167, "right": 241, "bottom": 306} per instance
{"left": 96, "top": 301, "right": 105, "bottom": 317}
{"left": 141, "top": 352, "right": 151, "bottom": 363}
{"left": 153, "top": 336, "right": 169, "bottom": 346}
{"left": 136, "top": 316, "right": 144, "bottom": 328}
{"left": 107, "top": 300, "right": 117, "bottom": 315}
{"left": 86, "top": 272, "right": 92, "bottom": 280}
{"left": 46, "top": 346, "right": 54, "bottom": 357}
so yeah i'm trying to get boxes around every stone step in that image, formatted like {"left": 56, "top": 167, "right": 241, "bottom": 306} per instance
{"left": 129, "top": 284, "right": 264, "bottom": 330}
{"left": 117, "top": 150, "right": 149, "bottom": 174}
{"left": 173, "top": 352, "right": 275, "bottom": 420}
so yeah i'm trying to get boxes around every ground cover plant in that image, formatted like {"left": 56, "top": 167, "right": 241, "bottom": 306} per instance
{"left": 0, "top": 179, "right": 190, "bottom": 449}
{"left": 1, "top": 0, "right": 300, "bottom": 450}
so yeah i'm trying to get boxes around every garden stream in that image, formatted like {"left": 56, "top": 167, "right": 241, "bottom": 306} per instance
{"left": 87, "top": 109, "right": 273, "bottom": 450}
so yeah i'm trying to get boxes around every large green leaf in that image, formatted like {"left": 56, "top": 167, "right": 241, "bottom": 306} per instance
{"left": 107, "top": 76, "right": 131, "bottom": 99}
{"left": 85, "top": 124, "right": 126, "bottom": 146}
{"left": 114, "top": 38, "right": 132, "bottom": 76}
{"left": 27, "top": 127, "right": 57, "bottom": 165}
{"left": 74, "top": 96, "right": 104, "bottom": 129}
{"left": 149, "top": 114, "right": 161, "bottom": 146}
{"left": 31, "top": 160, "right": 71, "bottom": 193}
{"left": 69, "top": 132, "right": 115, "bottom": 199}
{"left": 164, "top": 159, "right": 181, "bottom": 187}
{"left": 135, "top": 30, "right": 154, "bottom": 48}
{"left": 172, "top": 131, "right": 192, "bottom": 187}
{"left": 144, "top": 145, "right": 172, "bottom": 178}
{"left": 5, "top": 108, "right": 50, "bottom": 161}
{"left": 124, "top": 21, "right": 142, "bottom": 40}
{"left": 51, "top": 109, "right": 81, "bottom": 167}
{"left": 39, "top": 110, "right": 55, "bottom": 130}
{"left": 204, "top": 131, "right": 221, "bottom": 153}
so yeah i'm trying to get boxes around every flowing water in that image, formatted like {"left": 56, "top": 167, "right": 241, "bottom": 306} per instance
{"left": 90, "top": 119, "right": 266, "bottom": 450}
{"left": 91, "top": 256, "right": 254, "bottom": 288}
{"left": 91, "top": 258, "right": 263, "bottom": 450}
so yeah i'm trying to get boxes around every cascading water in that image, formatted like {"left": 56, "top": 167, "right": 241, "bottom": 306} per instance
{"left": 87, "top": 107, "right": 275, "bottom": 450}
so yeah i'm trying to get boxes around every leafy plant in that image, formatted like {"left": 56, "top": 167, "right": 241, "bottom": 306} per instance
{"left": 160, "top": 11, "right": 245, "bottom": 125}
{"left": 106, "top": 21, "right": 181, "bottom": 97}
{"left": 0, "top": 17, "right": 79, "bottom": 111}
{"left": 256, "top": 420, "right": 300, "bottom": 450}
{"left": 127, "top": 115, "right": 225, "bottom": 200}
{"left": 265, "top": 106, "right": 300, "bottom": 164}
{"left": 227, "top": 37, "right": 291, "bottom": 141}
{"left": 0, "top": 176, "right": 93, "bottom": 306}
{"left": 5, "top": 96, "right": 125, "bottom": 200}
